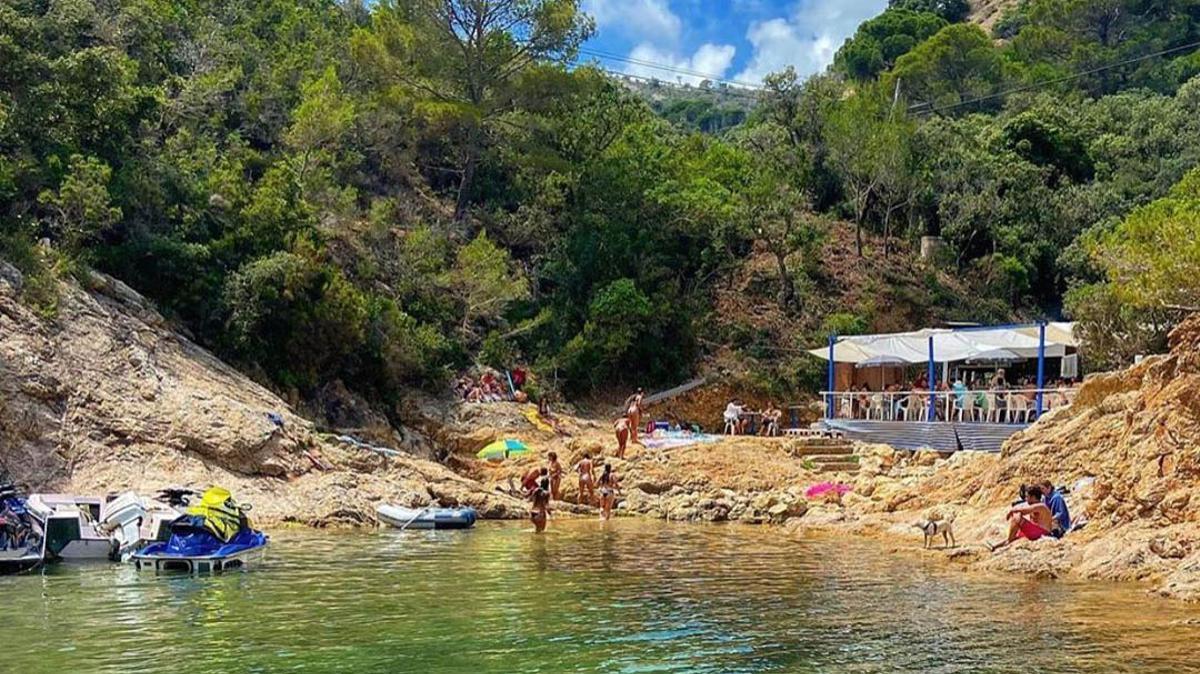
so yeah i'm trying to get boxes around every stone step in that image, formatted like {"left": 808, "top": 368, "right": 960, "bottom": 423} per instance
{"left": 790, "top": 445, "right": 854, "bottom": 457}
{"left": 807, "top": 454, "right": 859, "bottom": 464}
{"left": 815, "top": 462, "right": 861, "bottom": 473}
{"left": 787, "top": 437, "right": 849, "bottom": 448}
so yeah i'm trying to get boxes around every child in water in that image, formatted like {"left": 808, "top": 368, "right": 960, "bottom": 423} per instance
{"left": 530, "top": 477, "right": 551, "bottom": 533}
{"left": 597, "top": 463, "right": 621, "bottom": 521}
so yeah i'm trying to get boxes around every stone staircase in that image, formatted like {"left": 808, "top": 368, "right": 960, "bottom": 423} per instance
{"left": 786, "top": 438, "right": 860, "bottom": 474}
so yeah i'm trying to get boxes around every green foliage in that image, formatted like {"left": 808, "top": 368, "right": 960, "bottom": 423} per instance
{"left": 6, "top": 0, "right": 1200, "bottom": 410}
{"left": 37, "top": 155, "right": 122, "bottom": 255}
{"left": 889, "top": 23, "right": 1006, "bottom": 112}
{"left": 445, "top": 231, "right": 530, "bottom": 335}
{"left": 821, "top": 313, "right": 870, "bottom": 337}
{"left": 223, "top": 251, "right": 369, "bottom": 389}
{"left": 1091, "top": 168, "right": 1200, "bottom": 311}
{"left": 835, "top": 9, "right": 948, "bottom": 81}
{"left": 889, "top": 0, "right": 971, "bottom": 22}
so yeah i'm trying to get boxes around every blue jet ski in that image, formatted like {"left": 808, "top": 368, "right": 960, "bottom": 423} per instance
{"left": 0, "top": 476, "right": 46, "bottom": 574}
{"left": 131, "top": 487, "right": 267, "bottom": 573}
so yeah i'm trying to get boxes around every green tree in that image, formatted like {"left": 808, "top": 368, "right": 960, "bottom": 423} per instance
{"left": 445, "top": 230, "right": 530, "bottom": 335}
{"left": 834, "top": 9, "right": 948, "bottom": 81}
{"left": 37, "top": 155, "right": 122, "bottom": 254}
{"left": 889, "top": 23, "right": 1006, "bottom": 112}
{"left": 889, "top": 0, "right": 971, "bottom": 22}
{"left": 352, "top": 0, "right": 594, "bottom": 222}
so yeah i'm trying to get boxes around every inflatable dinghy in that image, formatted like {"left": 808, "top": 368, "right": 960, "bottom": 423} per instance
{"left": 377, "top": 504, "right": 477, "bottom": 530}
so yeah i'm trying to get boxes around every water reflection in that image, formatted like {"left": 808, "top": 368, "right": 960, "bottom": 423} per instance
{"left": 2, "top": 520, "right": 1198, "bottom": 673}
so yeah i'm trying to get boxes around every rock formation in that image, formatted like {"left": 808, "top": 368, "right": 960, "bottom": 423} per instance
{"left": 0, "top": 263, "right": 527, "bottom": 524}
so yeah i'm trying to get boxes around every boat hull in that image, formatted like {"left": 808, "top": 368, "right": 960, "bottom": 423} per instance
{"left": 130, "top": 543, "right": 267, "bottom": 573}
{"left": 0, "top": 549, "right": 43, "bottom": 575}
{"left": 377, "top": 505, "right": 477, "bottom": 530}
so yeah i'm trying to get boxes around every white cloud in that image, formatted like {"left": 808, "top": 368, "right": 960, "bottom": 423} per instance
{"left": 735, "top": 0, "right": 888, "bottom": 83}
{"left": 583, "top": 0, "right": 683, "bottom": 42}
{"left": 623, "top": 42, "right": 737, "bottom": 86}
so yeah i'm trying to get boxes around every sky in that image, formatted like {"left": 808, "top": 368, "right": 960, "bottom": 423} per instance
{"left": 580, "top": 0, "right": 889, "bottom": 86}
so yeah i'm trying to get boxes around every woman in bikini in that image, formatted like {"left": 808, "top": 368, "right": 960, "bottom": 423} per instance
{"left": 530, "top": 477, "right": 551, "bottom": 533}
{"left": 547, "top": 451, "right": 564, "bottom": 501}
{"left": 598, "top": 463, "right": 621, "bottom": 521}
{"left": 614, "top": 417, "right": 630, "bottom": 459}
{"left": 574, "top": 452, "right": 596, "bottom": 506}
{"left": 625, "top": 388, "right": 644, "bottom": 446}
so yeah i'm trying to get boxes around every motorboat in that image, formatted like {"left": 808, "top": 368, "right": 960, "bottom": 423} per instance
{"left": 131, "top": 487, "right": 267, "bottom": 573}
{"left": 377, "top": 504, "right": 477, "bottom": 530}
{"left": 26, "top": 494, "right": 113, "bottom": 561}
{"left": 0, "top": 477, "right": 45, "bottom": 574}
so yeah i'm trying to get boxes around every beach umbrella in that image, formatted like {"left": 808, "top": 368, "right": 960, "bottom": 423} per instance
{"left": 477, "top": 439, "right": 530, "bottom": 461}
{"left": 855, "top": 355, "right": 909, "bottom": 389}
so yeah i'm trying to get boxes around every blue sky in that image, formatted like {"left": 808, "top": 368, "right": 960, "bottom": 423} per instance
{"left": 580, "top": 0, "right": 889, "bottom": 85}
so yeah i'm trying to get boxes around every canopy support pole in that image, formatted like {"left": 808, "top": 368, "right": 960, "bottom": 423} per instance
{"left": 1035, "top": 322, "right": 1046, "bottom": 418}
{"left": 826, "top": 334, "right": 836, "bottom": 419}
{"left": 927, "top": 336, "right": 936, "bottom": 421}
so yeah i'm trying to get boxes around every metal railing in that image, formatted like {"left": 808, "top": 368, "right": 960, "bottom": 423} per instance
{"left": 817, "top": 387, "right": 1078, "bottom": 424}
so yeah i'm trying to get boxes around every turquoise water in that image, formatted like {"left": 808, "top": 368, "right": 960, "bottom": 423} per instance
{"left": 2, "top": 520, "right": 1198, "bottom": 673}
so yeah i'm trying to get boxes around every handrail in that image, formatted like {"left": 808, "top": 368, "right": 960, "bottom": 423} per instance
{"left": 816, "top": 387, "right": 1076, "bottom": 423}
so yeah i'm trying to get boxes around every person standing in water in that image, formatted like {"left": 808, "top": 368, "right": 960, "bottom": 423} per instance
{"left": 614, "top": 417, "right": 630, "bottom": 459}
{"left": 598, "top": 463, "right": 621, "bottom": 521}
{"left": 624, "top": 388, "right": 645, "bottom": 446}
{"left": 574, "top": 452, "right": 596, "bottom": 506}
{"left": 530, "top": 477, "right": 551, "bottom": 533}
{"left": 547, "top": 452, "right": 564, "bottom": 501}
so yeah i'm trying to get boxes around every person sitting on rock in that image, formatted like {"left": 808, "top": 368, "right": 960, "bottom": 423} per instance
{"left": 1040, "top": 479, "right": 1071, "bottom": 537}
{"left": 987, "top": 484, "right": 1055, "bottom": 552}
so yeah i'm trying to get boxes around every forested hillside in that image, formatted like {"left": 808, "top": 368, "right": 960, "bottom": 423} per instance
{"left": 2, "top": 0, "right": 1199, "bottom": 412}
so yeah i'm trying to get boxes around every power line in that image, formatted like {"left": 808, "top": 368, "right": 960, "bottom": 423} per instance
{"left": 578, "top": 47, "right": 765, "bottom": 91}
{"left": 911, "top": 38, "right": 1200, "bottom": 115}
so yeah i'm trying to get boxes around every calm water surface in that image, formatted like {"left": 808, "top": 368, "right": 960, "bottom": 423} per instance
{"left": 3, "top": 520, "right": 1199, "bottom": 673}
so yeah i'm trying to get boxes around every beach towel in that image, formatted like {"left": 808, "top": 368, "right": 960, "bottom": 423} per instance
{"left": 523, "top": 407, "right": 555, "bottom": 433}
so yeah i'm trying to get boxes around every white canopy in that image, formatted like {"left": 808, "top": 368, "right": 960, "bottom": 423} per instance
{"left": 808, "top": 323, "right": 1077, "bottom": 365}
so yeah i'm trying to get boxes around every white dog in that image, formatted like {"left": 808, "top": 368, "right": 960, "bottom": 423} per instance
{"left": 915, "top": 516, "right": 956, "bottom": 549}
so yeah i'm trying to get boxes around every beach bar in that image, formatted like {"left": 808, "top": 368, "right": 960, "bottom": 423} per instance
{"left": 808, "top": 323, "right": 1079, "bottom": 452}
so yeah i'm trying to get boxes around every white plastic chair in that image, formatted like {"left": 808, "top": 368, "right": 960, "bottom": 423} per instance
{"left": 955, "top": 394, "right": 976, "bottom": 422}
{"left": 868, "top": 394, "right": 885, "bottom": 420}
{"left": 1008, "top": 395, "right": 1031, "bottom": 423}
{"left": 983, "top": 392, "right": 1000, "bottom": 423}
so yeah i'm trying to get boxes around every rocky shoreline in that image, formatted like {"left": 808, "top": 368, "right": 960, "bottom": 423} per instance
{"left": 5, "top": 265, "right": 1200, "bottom": 602}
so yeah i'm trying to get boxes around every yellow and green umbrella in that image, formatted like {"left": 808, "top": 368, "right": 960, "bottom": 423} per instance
{"left": 477, "top": 438, "right": 530, "bottom": 461}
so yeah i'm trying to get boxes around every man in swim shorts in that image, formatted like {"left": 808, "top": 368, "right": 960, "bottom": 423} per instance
{"left": 988, "top": 484, "right": 1055, "bottom": 552}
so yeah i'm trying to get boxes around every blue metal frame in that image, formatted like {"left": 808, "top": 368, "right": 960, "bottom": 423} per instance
{"left": 826, "top": 334, "right": 836, "bottom": 419}
{"left": 1035, "top": 322, "right": 1046, "bottom": 417}
{"left": 927, "top": 336, "right": 937, "bottom": 421}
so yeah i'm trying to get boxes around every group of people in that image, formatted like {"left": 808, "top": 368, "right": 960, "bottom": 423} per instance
{"left": 517, "top": 451, "right": 623, "bottom": 532}
{"left": 722, "top": 400, "right": 784, "bottom": 436}
{"left": 454, "top": 368, "right": 529, "bottom": 404}
{"left": 835, "top": 369, "right": 1079, "bottom": 422}
{"left": 987, "top": 479, "right": 1072, "bottom": 551}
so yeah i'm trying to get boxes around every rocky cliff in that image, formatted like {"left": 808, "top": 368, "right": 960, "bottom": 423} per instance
{"left": 0, "top": 264, "right": 526, "bottom": 524}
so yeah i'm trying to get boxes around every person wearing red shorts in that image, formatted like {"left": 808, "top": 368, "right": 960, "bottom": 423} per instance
{"left": 988, "top": 484, "right": 1055, "bottom": 552}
